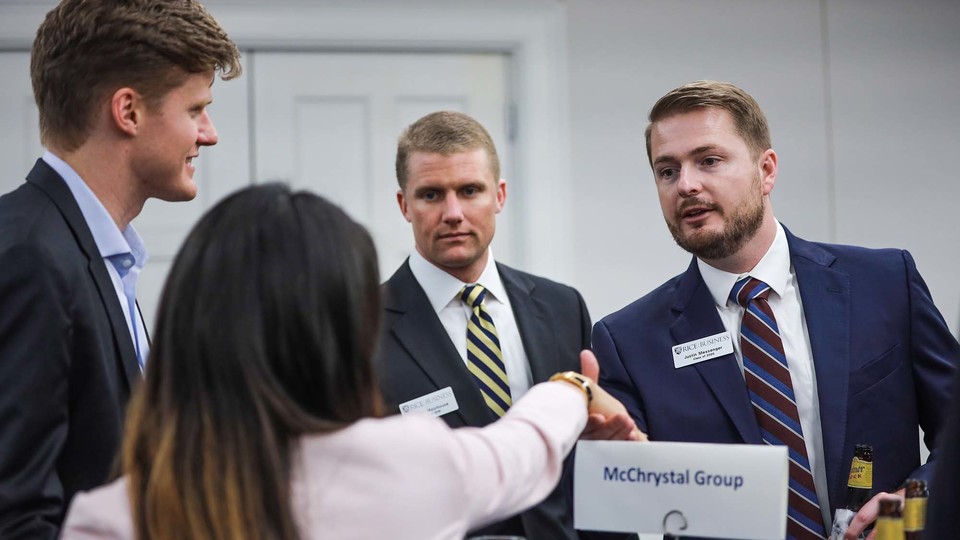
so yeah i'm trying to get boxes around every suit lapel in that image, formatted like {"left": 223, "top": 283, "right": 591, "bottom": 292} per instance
{"left": 136, "top": 300, "right": 151, "bottom": 346}
{"left": 385, "top": 262, "right": 495, "bottom": 426}
{"left": 498, "top": 264, "right": 559, "bottom": 384}
{"left": 27, "top": 160, "right": 141, "bottom": 389}
{"left": 786, "top": 229, "right": 850, "bottom": 506}
{"left": 673, "top": 258, "right": 762, "bottom": 444}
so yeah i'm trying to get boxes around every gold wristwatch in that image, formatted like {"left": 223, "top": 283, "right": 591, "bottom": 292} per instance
{"left": 549, "top": 371, "right": 593, "bottom": 403}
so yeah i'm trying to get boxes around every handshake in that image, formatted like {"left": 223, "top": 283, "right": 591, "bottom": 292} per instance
{"left": 570, "top": 350, "right": 648, "bottom": 443}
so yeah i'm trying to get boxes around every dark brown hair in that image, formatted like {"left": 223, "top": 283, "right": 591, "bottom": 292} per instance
{"left": 123, "top": 184, "right": 383, "bottom": 540}
{"left": 645, "top": 80, "right": 771, "bottom": 165}
{"left": 396, "top": 110, "right": 500, "bottom": 189}
{"left": 31, "top": 0, "right": 241, "bottom": 151}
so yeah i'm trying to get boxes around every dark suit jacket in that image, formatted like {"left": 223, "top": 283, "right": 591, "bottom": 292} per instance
{"left": 593, "top": 227, "right": 959, "bottom": 535}
{"left": 925, "top": 363, "right": 960, "bottom": 537}
{"left": 0, "top": 160, "right": 140, "bottom": 539}
{"left": 375, "top": 259, "right": 590, "bottom": 540}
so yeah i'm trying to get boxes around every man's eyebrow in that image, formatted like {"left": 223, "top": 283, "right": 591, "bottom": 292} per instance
{"left": 653, "top": 145, "right": 722, "bottom": 166}
{"left": 652, "top": 154, "right": 676, "bottom": 167}
{"left": 690, "top": 145, "right": 720, "bottom": 155}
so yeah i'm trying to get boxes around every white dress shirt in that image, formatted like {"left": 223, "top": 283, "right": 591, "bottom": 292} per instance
{"left": 408, "top": 249, "right": 534, "bottom": 400}
{"left": 698, "top": 221, "right": 831, "bottom": 527}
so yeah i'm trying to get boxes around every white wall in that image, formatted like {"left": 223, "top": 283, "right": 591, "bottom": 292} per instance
{"left": 567, "top": 0, "right": 960, "bottom": 338}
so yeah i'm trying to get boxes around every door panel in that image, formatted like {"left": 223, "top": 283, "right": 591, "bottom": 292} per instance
{"left": 0, "top": 53, "right": 42, "bottom": 195}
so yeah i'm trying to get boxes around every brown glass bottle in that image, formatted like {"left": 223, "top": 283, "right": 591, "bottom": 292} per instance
{"left": 875, "top": 496, "right": 904, "bottom": 540}
{"left": 830, "top": 444, "right": 874, "bottom": 539}
{"left": 845, "top": 444, "right": 874, "bottom": 512}
{"left": 903, "top": 478, "right": 928, "bottom": 539}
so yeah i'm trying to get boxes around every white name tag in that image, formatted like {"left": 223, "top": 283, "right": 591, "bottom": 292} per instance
{"left": 398, "top": 386, "right": 459, "bottom": 417}
{"left": 574, "top": 441, "right": 788, "bottom": 538}
{"left": 672, "top": 331, "right": 734, "bottom": 368}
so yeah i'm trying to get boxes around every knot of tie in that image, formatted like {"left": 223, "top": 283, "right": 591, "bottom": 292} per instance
{"left": 460, "top": 284, "right": 488, "bottom": 309}
{"left": 730, "top": 277, "right": 772, "bottom": 307}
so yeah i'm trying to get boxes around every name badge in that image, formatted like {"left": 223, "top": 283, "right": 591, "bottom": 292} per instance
{"left": 398, "top": 386, "right": 459, "bottom": 417}
{"left": 672, "top": 331, "right": 734, "bottom": 368}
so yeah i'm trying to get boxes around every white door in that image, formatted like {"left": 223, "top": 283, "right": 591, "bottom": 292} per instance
{"left": 251, "top": 51, "right": 512, "bottom": 279}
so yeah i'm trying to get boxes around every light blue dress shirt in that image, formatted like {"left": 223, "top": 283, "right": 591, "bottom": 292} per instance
{"left": 42, "top": 151, "right": 150, "bottom": 370}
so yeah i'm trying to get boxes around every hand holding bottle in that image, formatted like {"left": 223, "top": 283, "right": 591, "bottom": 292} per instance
{"left": 842, "top": 490, "right": 904, "bottom": 540}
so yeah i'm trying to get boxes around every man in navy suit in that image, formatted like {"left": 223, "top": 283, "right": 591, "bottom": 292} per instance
{"left": 375, "top": 111, "right": 638, "bottom": 539}
{"left": 925, "top": 364, "right": 960, "bottom": 537}
{"left": 0, "top": 1, "right": 239, "bottom": 537}
{"left": 593, "top": 81, "right": 959, "bottom": 539}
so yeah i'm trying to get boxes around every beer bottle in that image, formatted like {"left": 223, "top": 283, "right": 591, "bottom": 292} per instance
{"left": 846, "top": 444, "right": 874, "bottom": 511}
{"left": 829, "top": 444, "right": 874, "bottom": 539}
{"left": 903, "top": 478, "right": 928, "bottom": 539}
{"left": 874, "top": 496, "right": 904, "bottom": 540}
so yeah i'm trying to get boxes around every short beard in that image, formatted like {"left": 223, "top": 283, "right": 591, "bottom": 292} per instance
{"left": 666, "top": 189, "right": 765, "bottom": 261}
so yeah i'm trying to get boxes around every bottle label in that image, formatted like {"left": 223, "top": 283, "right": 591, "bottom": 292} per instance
{"left": 875, "top": 517, "right": 904, "bottom": 540}
{"left": 904, "top": 497, "right": 927, "bottom": 531}
{"left": 846, "top": 457, "right": 873, "bottom": 488}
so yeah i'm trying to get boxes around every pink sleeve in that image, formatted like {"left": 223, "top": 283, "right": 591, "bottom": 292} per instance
{"left": 449, "top": 382, "right": 587, "bottom": 530}
{"left": 60, "top": 480, "right": 132, "bottom": 539}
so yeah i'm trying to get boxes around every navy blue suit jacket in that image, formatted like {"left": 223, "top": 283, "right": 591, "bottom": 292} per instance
{"left": 593, "top": 228, "right": 959, "bottom": 523}
{"left": 0, "top": 160, "right": 140, "bottom": 538}
{"left": 925, "top": 364, "right": 960, "bottom": 536}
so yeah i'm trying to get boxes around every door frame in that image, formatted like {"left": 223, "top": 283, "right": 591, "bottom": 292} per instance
{"left": 0, "top": 0, "right": 573, "bottom": 279}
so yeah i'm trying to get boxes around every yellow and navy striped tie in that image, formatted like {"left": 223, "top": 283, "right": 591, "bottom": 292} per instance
{"left": 460, "top": 284, "right": 512, "bottom": 417}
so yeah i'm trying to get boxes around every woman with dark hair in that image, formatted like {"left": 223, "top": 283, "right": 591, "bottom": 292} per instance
{"left": 61, "top": 184, "right": 641, "bottom": 540}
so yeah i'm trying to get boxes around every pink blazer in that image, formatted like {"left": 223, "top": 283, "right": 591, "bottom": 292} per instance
{"left": 61, "top": 382, "right": 586, "bottom": 540}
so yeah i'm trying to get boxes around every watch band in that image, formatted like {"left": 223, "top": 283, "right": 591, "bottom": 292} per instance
{"left": 549, "top": 371, "right": 593, "bottom": 403}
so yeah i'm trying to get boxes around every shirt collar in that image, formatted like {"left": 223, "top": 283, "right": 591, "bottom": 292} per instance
{"left": 698, "top": 220, "right": 791, "bottom": 308}
{"left": 408, "top": 248, "right": 509, "bottom": 314}
{"left": 42, "top": 151, "right": 148, "bottom": 269}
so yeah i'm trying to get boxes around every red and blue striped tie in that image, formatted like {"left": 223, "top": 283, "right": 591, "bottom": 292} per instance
{"left": 731, "top": 277, "right": 826, "bottom": 540}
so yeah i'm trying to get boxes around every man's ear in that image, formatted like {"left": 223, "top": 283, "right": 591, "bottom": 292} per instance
{"left": 495, "top": 178, "right": 507, "bottom": 213}
{"left": 397, "top": 189, "right": 412, "bottom": 222}
{"left": 111, "top": 87, "right": 143, "bottom": 137}
{"left": 759, "top": 149, "right": 778, "bottom": 196}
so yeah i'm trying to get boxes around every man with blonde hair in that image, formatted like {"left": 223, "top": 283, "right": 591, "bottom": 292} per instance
{"left": 377, "top": 111, "right": 638, "bottom": 539}
{"left": 0, "top": 0, "right": 240, "bottom": 536}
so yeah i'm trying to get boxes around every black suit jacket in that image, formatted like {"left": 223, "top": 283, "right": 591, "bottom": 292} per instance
{"left": 0, "top": 160, "right": 140, "bottom": 538}
{"left": 375, "top": 259, "right": 590, "bottom": 540}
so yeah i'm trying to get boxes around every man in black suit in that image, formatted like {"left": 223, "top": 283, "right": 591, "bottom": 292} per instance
{"left": 0, "top": 1, "right": 240, "bottom": 537}
{"left": 376, "top": 111, "right": 637, "bottom": 539}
